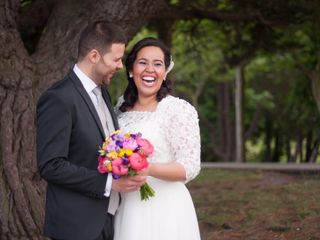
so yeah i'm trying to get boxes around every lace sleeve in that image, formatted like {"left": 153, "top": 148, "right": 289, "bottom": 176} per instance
{"left": 165, "top": 98, "right": 201, "bottom": 182}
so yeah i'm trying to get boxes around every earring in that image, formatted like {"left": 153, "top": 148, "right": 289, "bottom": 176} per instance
{"left": 129, "top": 73, "right": 133, "bottom": 78}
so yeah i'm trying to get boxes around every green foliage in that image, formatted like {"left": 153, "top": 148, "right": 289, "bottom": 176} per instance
{"left": 171, "top": 20, "right": 227, "bottom": 97}
{"left": 20, "top": 0, "right": 32, "bottom": 8}
{"left": 110, "top": 1, "right": 320, "bottom": 163}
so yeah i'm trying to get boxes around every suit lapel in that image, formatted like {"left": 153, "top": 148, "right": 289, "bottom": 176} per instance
{"left": 68, "top": 71, "right": 106, "bottom": 138}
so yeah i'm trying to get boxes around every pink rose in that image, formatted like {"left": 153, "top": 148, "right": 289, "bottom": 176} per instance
{"left": 129, "top": 153, "right": 149, "bottom": 171}
{"left": 112, "top": 158, "right": 129, "bottom": 176}
{"left": 136, "top": 138, "right": 154, "bottom": 156}
{"left": 98, "top": 156, "right": 108, "bottom": 173}
{"left": 98, "top": 164, "right": 108, "bottom": 173}
{"left": 98, "top": 155, "right": 105, "bottom": 164}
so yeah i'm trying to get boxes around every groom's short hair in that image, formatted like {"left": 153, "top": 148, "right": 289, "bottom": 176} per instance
{"left": 77, "top": 21, "right": 127, "bottom": 60}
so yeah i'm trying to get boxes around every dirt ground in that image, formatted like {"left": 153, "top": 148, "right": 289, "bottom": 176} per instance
{"left": 188, "top": 170, "right": 320, "bottom": 240}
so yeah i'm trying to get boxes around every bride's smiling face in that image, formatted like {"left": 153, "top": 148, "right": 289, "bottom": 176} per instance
{"left": 130, "top": 46, "right": 166, "bottom": 98}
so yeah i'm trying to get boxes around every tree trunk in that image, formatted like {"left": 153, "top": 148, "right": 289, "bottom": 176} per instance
{"left": 310, "top": 52, "right": 320, "bottom": 113}
{"left": 292, "top": 132, "right": 303, "bottom": 163}
{"left": 285, "top": 137, "right": 293, "bottom": 163}
{"left": 309, "top": 133, "right": 320, "bottom": 163}
{"left": 0, "top": 0, "right": 166, "bottom": 238}
{"left": 272, "top": 129, "right": 282, "bottom": 162}
{"left": 235, "top": 64, "right": 245, "bottom": 162}
{"left": 305, "top": 130, "right": 313, "bottom": 162}
{"left": 199, "top": 80, "right": 234, "bottom": 162}
{"left": 263, "top": 116, "right": 273, "bottom": 162}
{"left": 217, "top": 81, "right": 233, "bottom": 162}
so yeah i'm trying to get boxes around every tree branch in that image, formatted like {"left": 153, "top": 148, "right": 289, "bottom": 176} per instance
{"left": 152, "top": 1, "right": 317, "bottom": 27}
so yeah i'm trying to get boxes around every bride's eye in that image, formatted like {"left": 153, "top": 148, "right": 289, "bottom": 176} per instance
{"left": 137, "top": 60, "right": 147, "bottom": 66}
{"left": 154, "top": 62, "right": 164, "bottom": 68}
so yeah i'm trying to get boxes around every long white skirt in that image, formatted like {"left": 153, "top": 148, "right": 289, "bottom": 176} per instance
{"left": 114, "top": 177, "right": 201, "bottom": 240}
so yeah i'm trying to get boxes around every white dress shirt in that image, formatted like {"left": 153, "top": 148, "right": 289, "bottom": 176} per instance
{"left": 73, "top": 64, "right": 113, "bottom": 197}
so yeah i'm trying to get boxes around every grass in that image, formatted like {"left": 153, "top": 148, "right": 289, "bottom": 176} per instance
{"left": 187, "top": 169, "right": 320, "bottom": 240}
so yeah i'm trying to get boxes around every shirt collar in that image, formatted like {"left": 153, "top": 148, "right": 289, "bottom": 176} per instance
{"left": 73, "top": 64, "right": 97, "bottom": 94}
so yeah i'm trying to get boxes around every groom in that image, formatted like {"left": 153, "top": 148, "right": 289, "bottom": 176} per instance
{"left": 36, "top": 21, "right": 146, "bottom": 240}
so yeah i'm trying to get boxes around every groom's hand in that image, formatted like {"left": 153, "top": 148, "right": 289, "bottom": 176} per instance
{"left": 112, "top": 175, "right": 147, "bottom": 192}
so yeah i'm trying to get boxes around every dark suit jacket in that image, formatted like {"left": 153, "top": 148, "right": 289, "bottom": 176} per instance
{"left": 36, "top": 70, "right": 119, "bottom": 240}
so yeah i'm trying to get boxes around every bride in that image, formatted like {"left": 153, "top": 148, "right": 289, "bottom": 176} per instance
{"left": 114, "top": 37, "right": 201, "bottom": 240}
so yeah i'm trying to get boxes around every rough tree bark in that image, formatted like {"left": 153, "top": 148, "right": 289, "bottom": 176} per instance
{"left": 0, "top": 0, "right": 166, "bottom": 238}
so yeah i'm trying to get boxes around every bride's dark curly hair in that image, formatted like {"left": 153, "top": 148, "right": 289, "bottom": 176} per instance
{"left": 119, "top": 37, "right": 172, "bottom": 112}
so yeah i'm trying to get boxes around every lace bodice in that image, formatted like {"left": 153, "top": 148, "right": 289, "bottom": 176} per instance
{"left": 115, "top": 95, "right": 201, "bottom": 182}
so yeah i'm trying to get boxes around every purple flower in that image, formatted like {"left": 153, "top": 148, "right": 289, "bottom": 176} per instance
{"left": 123, "top": 138, "right": 138, "bottom": 150}
{"left": 130, "top": 132, "right": 142, "bottom": 139}
{"left": 106, "top": 140, "right": 118, "bottom": 152}
{"left": 112, "top": 173, "right": 121, "bottom": 179}
{"left": 122, "top": 157, "right": 129, "bottom": 165}
{"left": 112, "top": 133, "right": 125, "bottom": 142}
{"left": 116, "top": 140, "right": 123, "bottom": 148}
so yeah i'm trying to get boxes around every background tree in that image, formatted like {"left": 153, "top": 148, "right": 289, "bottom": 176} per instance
{"left": 158, "top": 0, "right": 320, "bottom": 163}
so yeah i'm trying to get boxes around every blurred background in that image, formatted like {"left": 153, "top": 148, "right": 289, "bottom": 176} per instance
{"left": 108, "top": 5, "right": 320, "bottom": 164}
{"left": 1, "top": 0, "right": 320, "bottom": 239}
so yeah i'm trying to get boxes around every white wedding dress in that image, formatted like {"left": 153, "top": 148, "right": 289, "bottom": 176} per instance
{"left": 114, "top": 95, "right": 201, "bottom": 240}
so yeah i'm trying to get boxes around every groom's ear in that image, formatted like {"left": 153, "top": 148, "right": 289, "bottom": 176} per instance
{"left": 88, "top": 49, "right": 100, "bottom": 64}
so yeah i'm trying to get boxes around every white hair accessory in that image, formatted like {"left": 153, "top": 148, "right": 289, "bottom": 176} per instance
{"left": 164, "top": 56, "right": 174, "bottom": 81}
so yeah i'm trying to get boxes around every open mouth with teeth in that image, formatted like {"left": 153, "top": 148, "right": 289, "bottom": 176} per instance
{"left": 142, "top": 76, "right": 156, "bottom": 86}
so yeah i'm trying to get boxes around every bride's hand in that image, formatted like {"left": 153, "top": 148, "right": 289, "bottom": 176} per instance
{"left": 137, "top": 163, "right": 153, "bottom": 177}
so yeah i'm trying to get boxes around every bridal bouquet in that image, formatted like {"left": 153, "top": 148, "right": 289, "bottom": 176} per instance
{"left": 97, "top": 130, "right": 155, "bottom": 201}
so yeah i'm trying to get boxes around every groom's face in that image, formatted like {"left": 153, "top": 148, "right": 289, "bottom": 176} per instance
{"left": 94, "top": 43, "right": 125, "bottom": 85}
